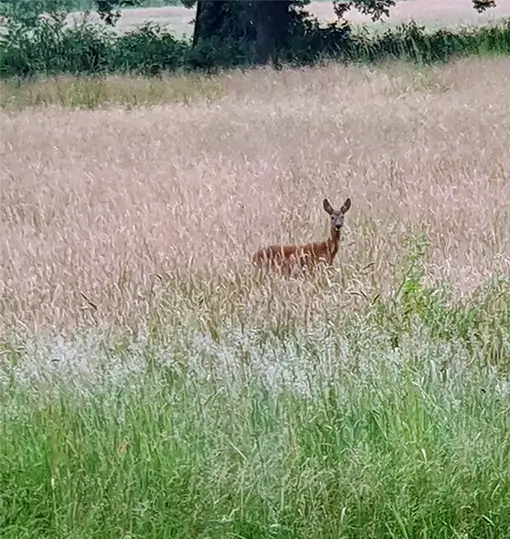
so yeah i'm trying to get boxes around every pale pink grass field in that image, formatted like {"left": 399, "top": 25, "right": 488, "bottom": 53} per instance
{"left": 66, "top": 0, "right": 510, "bottom": 37}
{"left": 1, "top": 58, "right": 509, "bottom": 332}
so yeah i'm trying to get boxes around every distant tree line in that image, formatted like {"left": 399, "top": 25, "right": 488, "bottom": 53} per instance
{"left": 100, "top": 0, "right": 499, "bottom": 62}
{"left": 0, "top": 1, "right": 500, "bottom": 46}
{"left": 0, "top": 0, "right": 508, "bottom": 77}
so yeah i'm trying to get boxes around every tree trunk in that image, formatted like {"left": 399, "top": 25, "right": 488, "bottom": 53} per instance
{"left": 252, "top": 1, "right": 292, "bottom": 64}
{"left": 193, "top": 1, "right": 230, "bottom": 43}
{"left": 192, "top": 0, "right": 204, "bottom": 46}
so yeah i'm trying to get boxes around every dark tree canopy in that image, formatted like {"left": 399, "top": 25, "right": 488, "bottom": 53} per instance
{"left": 180, "top": 0, "right": 498, "bottom": 63}
{"left": 7, "top": 0, "right": 496, "bottom": 63}
{"left": 95, "top": 0, "right": 139, "bottom": 25}
{"left": 472, "top": 0, "right": 497, "bottom": 11}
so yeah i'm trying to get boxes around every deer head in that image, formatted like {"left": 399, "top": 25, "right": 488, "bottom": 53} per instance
{"left": 323, "top": 197, "right": 351, "bottom": 231}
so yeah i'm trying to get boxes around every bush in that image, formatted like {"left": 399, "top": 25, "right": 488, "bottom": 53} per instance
{"left": 112, "top": 23, "right": 189, "bottom": 75}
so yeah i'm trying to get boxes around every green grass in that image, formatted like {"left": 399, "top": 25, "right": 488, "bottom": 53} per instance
{"left": 4, "top": 356, "right": 509, "bottom": 539}
{"left": 2, "top": 250, "right": 510, "bottom": 539}
{"left": 0, "top": 73, "right": 225, "bottom": 109}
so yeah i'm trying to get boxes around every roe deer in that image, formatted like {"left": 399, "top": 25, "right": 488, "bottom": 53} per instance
{"left": 252, "top": 197, "right": 352, "bottom": 275}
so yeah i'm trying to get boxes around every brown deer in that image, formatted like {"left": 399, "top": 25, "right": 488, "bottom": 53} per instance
{"left": 252, "top": 197, "right": 352, "bottom": 275}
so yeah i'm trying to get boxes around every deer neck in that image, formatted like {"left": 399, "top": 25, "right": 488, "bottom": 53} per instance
{"left": 327, "top": 227, "right": 340, "bottom": 259}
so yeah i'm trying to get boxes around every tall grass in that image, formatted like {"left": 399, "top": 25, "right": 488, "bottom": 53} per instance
{"left": 1, "top": 58, "right": 510, "bottom": 538}
{"left": 2, "top": 319, "right": 510, "bottom": 538}
{"left": 2, "top": 264, "right": 510, "bottom": 538}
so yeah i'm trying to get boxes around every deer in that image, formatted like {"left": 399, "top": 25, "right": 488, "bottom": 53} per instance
{"left": 252, "top": 197, "right": 352, "bottom": 275}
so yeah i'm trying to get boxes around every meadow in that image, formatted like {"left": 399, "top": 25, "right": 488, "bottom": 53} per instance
{"left": 65, "top": 0, "right": 510, "bottom": 37}
{"left": 1, "top": 56, "right": 510, "bottom": 538}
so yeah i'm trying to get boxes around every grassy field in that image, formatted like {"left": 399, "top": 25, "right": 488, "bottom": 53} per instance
{"left": 1, "top": 57, "right": 510, "bottom": 538}
{"left": 62, "top": 0, "right": 510, "bottom": 38}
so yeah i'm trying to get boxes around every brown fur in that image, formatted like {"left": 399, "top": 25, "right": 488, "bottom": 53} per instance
{"left": 252, "top": 197, "right": 352, "bottom": 275}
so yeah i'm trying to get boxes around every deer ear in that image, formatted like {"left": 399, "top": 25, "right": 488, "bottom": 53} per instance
{"left": 341, "top": 198, "right": 351, "bottom": 214}
{"left": 323, "top": 198, "right": 333, "bottom": 214}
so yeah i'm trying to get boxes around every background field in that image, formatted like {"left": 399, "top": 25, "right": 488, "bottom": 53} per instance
{"left": 65, "top": 0, "right": 510, "bottom": 37}
{"left": 1, "top": 31, "right": 510, "bottom": 539}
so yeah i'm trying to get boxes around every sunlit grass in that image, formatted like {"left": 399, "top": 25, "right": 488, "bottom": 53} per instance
{"left": 1, "top": 57, "right": 510, "bottom": 538}
{"left": 0, "top": 74, "right": 225, "bottom": 109}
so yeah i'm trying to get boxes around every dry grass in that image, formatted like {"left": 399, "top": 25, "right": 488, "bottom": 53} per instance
{"left": 2, "top": 58, "right": 510, "bottom": 539}
{"left": 0, "top": 74, "right": 226, "bottom": 109}
{"left": 1, "top": 57, "right": 510, "bottom": 333}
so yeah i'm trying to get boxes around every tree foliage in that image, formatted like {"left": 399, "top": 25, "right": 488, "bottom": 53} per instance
{"left": 333, "top": 0, "right": 396, "bottom": 21}
{"left": 472, "top": 0, "right": 497, "bottom": 12}
{"left": 0, "top": 0, "right": 501, "bottom": 71}
{"left": 179, "top": 0, "right": 498, "bottom": 64}
{"left": 94, "top": 0, "right": 139, "bottom": 25}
